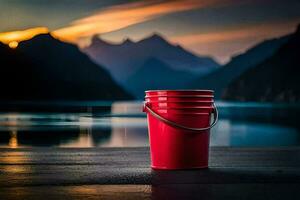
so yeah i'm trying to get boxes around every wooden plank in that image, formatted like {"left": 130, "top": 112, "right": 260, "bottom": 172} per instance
{"left": 0, "top": 185, "right": 151, "bottom": 200}
{"left": 0, "top": 147, "right": 299, "bottom": 187}
{"left": 1, "top": 184, "right": 300, "bottom": 200}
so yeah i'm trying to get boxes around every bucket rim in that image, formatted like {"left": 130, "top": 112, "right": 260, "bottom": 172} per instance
{"left": 145, "top": 89, "right": 214, "bottom": 92}
{"left": 145, "top": 95, "right": 214, "bottom": 98}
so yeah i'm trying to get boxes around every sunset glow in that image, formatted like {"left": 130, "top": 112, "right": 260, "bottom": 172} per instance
{"left": 172, "top": 22, "right": 297, "bottom": 45}
{"left": 9, "top": 131, "right": 18, "bottom": 148}
{"left": 0, "top": 27, "right": 49, "bottom": 46}
{"left": 52, "top": 0, "right": 222, "bottom": 43}
{"left": 0, "top": 0, "right": 298, "bottom": 61}
{"left": 8, "top": 41, "right": 19, "bottom": 49}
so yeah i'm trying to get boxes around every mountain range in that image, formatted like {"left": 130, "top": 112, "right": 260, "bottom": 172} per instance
{"left": 83, "top": 33, "right": 219, "bottom": 98}
{"left": 1, "top": 25, "right": 298, "bottom": 102}
{"left": 223, "top": 24, "right": 300, "bottom": 102}
{"left": 126, "top": 57, "right": 197, "bottom": 98}
{"left": 0, "top": 34, "right": 132, "bottom": 100}
{"left": 189, "top": 33, "right": 291, "bottom": 98}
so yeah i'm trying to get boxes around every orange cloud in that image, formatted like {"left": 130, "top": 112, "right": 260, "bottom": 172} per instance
{"left": 0, "top": 27, "right": 49, "bottom": 44}
{"left": 172, "top": 24, "right": 294, "bottom": 44}
{"left": 52, "top": 0, "right": 224, "bottom": 43}
{"left": 0, "top": 0, "right": 242, "bottom": 46}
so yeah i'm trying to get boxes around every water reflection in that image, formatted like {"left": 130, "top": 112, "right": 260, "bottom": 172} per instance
{"left": 210, "top": 119, "right": 300, "bottom": 147}
{"left": 0, "top": 101, "right": 299, "bottom": 148}
{"left": 9, "top": 130, "right": 18, "bottom": 148}
{"left": 101, "top": 117, "right": 148, "bottom": 147}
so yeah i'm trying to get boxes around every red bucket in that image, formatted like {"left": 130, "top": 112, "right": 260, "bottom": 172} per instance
{"left": 143, "top": 90, "right": 218, "bottom": 170}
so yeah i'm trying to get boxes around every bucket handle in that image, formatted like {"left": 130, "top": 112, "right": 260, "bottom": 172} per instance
{"left": 143, "top": 102, "right": 218, "bottom": 132}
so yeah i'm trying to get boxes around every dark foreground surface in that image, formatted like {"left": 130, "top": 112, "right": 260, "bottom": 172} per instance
{"left": 0, "top": 147, "right": 300, "bottom": 199}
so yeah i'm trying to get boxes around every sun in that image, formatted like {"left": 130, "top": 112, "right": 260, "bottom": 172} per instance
{"left": 0, "top": 27, "right": 49, "bottom": 48}
{"left": 8, "top": 41, "right": 19, "bottom": 49}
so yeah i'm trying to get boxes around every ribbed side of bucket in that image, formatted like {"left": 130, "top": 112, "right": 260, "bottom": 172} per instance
{"left": 145, "top": 90, "right": 214, "bottom": 97}
{"left": 146, "top": 110, "right": 211, "bottom": 169}
{"left": 145, "top": 96, "right": 213, "bottom": 102}
{"left": 146, "top": 101, "right": 214, "bottom": 108}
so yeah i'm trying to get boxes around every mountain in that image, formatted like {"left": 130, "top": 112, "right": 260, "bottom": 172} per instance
{"left": 126, "top": 57, "right": 197, "bottom": 98}
{"left": 223, "top": 24, "right": 300, "bottom": 102}
{"left": 83, "top": 33, "right": 219, "bottom": 84}
{"left": 0, "top": 34, "right": 132, "bottom": 100}
{"left": 189, "top": 34, "right": 291, "bottom": 98}
{"left": 0, "top": 42, "right": 38, "bottom": 99}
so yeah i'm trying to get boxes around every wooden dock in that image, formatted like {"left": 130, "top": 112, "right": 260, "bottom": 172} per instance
{"left": 0, "top": 147, "right": 299, "bottom": 199}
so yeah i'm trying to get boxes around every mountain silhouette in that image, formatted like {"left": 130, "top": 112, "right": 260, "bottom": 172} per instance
{"left": 223, "top": 24, "right": 300, "bottom": 102}
{"left": 126, "top": 57, "right": 197, "bottom": 98}
{"left": 0, "top": 34, "right": 132, "bottom": 100}
{"left": 189, "top": 34, "right": 291, "bottom": 98}
{"left": 0, "top": 42, "right": 40, "bottom": 99}
{"left": 83, "top": 33, "right": 219, "bottom": 85}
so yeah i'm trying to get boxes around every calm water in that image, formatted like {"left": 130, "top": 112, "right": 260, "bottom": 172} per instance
{"left": 0, "top": 101, "right": 299, "bottom": 148}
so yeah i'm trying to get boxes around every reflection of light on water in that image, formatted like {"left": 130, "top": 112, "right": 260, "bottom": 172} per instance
{"left": 59, "top": 117, "right": 94, "bottom": 148}
{"left": 9, "top": 130, "right": 18, "bottom": 148}
{"left": 100, "top": 117, "right": 148, "bottom": 147}
{"left": 0, "top": 112, "right": 95, "bottom": 128}
{"left": 59, "top": 131, "right": 93, "bottom": 148}
{"left": 1, "top": 113, "right": 19, "bottom": 128}
{"left": 210, "top": 119, "right": 231, "bottom": 146}
{"left": 78, "top": 117, "right": 93, "bottom": 147}
{"left": 210, "top": 119, "right": 300, "bottom": 147}
{"left": 93, "top": 103, "right": 148, "bottom": 147}
{"left": 111, "top": 101, "right": 143, "bottom": 115}
{"left": 108, "top": 101, "right": 147, "bottom": 147}
{"left": 78, "top": 116, "right": 93, "bottom": 127}
{"left": 0, "top": 101, "right": 298, "bottom": 148}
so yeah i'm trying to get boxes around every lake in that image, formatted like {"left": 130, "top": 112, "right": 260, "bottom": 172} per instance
{"left": 0, "top": 101, "right": 299, "bottom": 148}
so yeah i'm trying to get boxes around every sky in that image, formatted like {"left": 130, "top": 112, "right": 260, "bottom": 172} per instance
{"left": 0, "top": 0, "right": 300, "bottom": 63}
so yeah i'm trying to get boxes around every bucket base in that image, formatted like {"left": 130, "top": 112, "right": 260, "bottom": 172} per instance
{"left": 151, "top": 165, "right": 208, "bottom": 170}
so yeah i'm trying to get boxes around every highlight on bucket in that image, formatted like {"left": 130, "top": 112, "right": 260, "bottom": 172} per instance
{"left": 143, "top": 90, "right": 218, "bottom": 170}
